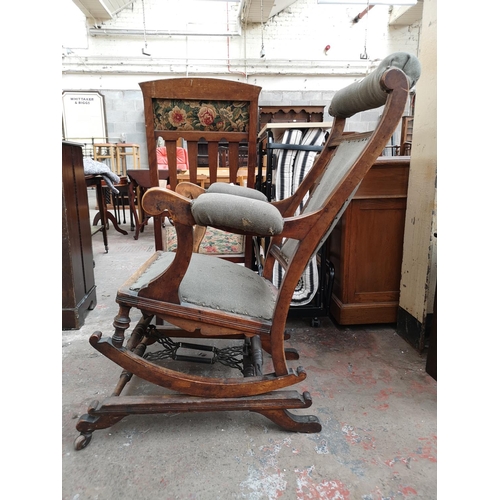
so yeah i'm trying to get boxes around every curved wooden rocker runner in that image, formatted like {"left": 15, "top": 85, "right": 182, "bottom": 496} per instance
{"left": 74, "top": 53, "right": 421, "bottom": 450}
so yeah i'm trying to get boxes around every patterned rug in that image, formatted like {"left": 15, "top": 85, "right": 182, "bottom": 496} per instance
{"left": 163, "top": 225, "right": 244, "bottom": 255}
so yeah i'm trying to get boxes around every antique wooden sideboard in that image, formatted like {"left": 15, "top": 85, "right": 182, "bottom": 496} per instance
{"left": 328, "top": 156, "right": 410, "bottom": 324}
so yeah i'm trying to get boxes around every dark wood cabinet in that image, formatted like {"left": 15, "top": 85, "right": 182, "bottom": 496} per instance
{"left": 62, "top": 141, "right": 97, "bottom": 329}
{"left": 258, "top": 105, "right": 325, "bottom": 129}
{"left": 328, "top": 156, "right": 410, "bottom": 324}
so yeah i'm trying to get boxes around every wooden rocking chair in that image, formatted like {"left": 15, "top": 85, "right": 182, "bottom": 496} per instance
{"left": 74, "top": 53, "right": 421, "bottom": 450}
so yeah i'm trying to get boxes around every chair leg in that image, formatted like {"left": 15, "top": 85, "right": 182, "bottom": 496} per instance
{"left": 111, "top": 305, "right": 132, "bottom": 347}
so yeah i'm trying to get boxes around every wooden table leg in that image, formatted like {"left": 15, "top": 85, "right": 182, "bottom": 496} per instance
{"left": 93, "top": 184, "right": 128, "bottom": 237}
{"left": 128, "top": 181, "right": 148, "bottom": 240}
{"left": 104, "top": 210, "right": 128, "bottom": 236}
{"left": 94, "top": 181, "right": 109, "bottom": 253}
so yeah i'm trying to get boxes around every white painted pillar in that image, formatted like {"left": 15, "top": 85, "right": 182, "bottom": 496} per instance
{"left": 397, "top": 0, "right": 437, "bottom": 350}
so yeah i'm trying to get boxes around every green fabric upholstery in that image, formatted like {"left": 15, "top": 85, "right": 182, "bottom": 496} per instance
{"left": 206, "top": 182, "right": 268, "bottom": 202}
{"left": 191, "top": 193, "right": 284, "bottom": 236}
{"left": 130, "top": 252, "right": 277, "bottom": 320}
{"left": 328, "top": 52, "right": 421, "bottom": 118}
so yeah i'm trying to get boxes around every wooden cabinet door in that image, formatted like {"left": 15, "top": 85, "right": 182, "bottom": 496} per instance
{"left": 344, "top": 198, "right": 407, "bottom": 305}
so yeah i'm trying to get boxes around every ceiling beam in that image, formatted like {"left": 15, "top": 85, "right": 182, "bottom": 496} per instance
{"left": 241, "top": 0, "right": 298, "bottom": 24}
{"left": 72, "top": 0, "right": 134, "bottom": 22}
{"left": 389, "top": 0, "right": 423, "bottom": 26}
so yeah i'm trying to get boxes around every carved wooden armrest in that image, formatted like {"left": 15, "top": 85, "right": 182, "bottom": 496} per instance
{"left": 175, "top": 182, "right": 205, "bottom": 200}
{"left": 142, "top": 187, "right": 196, "bottom": 227}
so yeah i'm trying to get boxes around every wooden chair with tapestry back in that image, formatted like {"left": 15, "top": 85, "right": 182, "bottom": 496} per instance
{"left": 139, "top": 78, "right": 261, "bottom": 267}
{"left": 74, "top": 53, "right": 421, "bottom": 450}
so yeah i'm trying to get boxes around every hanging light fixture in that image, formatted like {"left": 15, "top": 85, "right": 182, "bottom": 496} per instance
{"left": 359, "top": 0, "right": 370, "bottom": 59}
{"left": 260, "top": 0, "right": 265, "bottom": 58}
{"left": 141, "top": 0, "right": 151, "bottom": 56}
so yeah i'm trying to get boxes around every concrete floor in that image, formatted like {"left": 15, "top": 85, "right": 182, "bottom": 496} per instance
{"left": 62, "top": 189, "right": 437, "bottom": 500}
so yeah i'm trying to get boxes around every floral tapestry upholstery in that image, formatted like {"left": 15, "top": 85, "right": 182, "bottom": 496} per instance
{"left": 163, "top": 225, "right": 244, "bottom": 255}
{"left": 153, "top": 99, "right": 250, "bottom": 132}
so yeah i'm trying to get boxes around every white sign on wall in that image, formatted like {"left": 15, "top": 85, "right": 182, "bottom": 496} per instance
{"left": 62, "top": 91, "right": 107, "bottom": 144}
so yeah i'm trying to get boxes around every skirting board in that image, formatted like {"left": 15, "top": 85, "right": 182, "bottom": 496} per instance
{"left": 329, "top": 294, "right": 398, "bottom": 325}
{"left": 396, "top": 306, "right": 434, "bottom": 353}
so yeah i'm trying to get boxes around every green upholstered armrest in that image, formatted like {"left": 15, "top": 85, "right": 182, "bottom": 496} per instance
{"left": 191, "top": 193, "right": 284, "bottom": 236}
{"left": 206, "top": 182, "right": 268, "bottom": 202}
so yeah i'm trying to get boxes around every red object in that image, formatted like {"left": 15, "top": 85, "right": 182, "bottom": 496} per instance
{"left": 325, "top": 45, "right": 331, "bottom": 52}
{"left": 156, "top": 147, "right": 189, "bottom": 171}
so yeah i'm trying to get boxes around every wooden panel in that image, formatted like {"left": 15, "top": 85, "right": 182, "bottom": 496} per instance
{"left": 346, "top": 198, "right": 407, "bottom": 303}
{"left": 259, "top": 105, "right": 325, "bottom": 129}
{"left": 354, "top": 157, "right": 410, "bottom": 198}
{"left": 330, "top": 297, "right": 400, "bottom": 324}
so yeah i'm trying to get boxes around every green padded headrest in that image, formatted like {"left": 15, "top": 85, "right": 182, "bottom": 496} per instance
{"left": 328, "top": 52, "right": 421, "bottom": 119}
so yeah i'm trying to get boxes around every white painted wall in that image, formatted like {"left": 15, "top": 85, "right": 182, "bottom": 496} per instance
{"left": 62, "top": 0, "right": 421, "bottom": 91}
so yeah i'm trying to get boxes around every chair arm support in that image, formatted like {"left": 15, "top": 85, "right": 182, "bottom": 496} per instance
{"left": 191, "top": 193, "right": 284, "bottom": 236}
{"left": 279, "top": 212, "right": 322, "bottom": 240}
{"left": 141, "top": 187, "right": 196, "bottom": 226}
